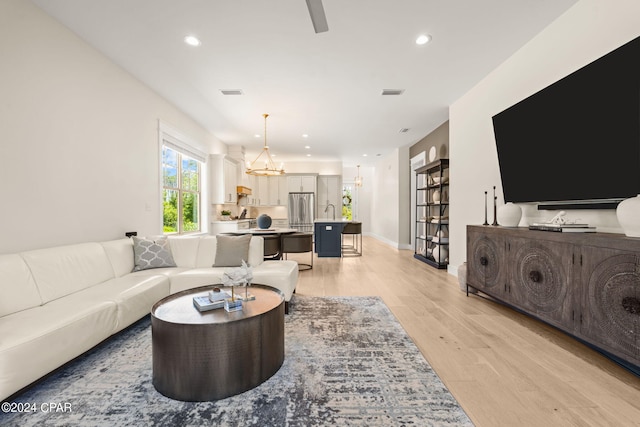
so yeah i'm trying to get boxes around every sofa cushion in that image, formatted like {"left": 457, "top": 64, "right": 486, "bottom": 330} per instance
{"left": 0, "top": 255, "right": 43, "bottom": 318}
{"left": 167, "top": 236, "right": 201, "bottom": 268}
{"left": 0, "top": 299, "right": 117, "bottom": 402}
{"left": 169, "top": 269, "right": 225, "bottom": 294}
{"left": 251, "top": 260, "right": 299, "bottom": 302}
{"left": 195, "top": 236, "right": 218, "bottom": 267}
{"left": 132, "top": 236, "right": 176, "bottom": 271}
{"left": 248, "top": 236, "right": 265, "bottom": 268}
{"left": 67, "top": 274, "right": 170, "bottom": 332}
{"left": 101, "top": 238, "right": 135, "bottom": 277}
{"left": 213, "top": 235, "right": 251, "bottom": 267}
{"left": 20, "top": 243, "right": 115, "bottom": 304}
{"left": 194, "top": 236, "right": 264, "bottom": 268}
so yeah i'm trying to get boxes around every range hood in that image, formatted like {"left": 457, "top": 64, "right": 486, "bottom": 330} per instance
{"left": 236, "top": 186, "right": 252, "bottom": 196}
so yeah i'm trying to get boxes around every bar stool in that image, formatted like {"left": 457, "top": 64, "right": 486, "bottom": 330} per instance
{"left": 281, "top": 232, "right": 313, "bottom": 270}
{"left": 262, "top": 234, "right": 282, "bottom": 261}
{"left": 341, "top": 222, "right": 362, "bottom": 257}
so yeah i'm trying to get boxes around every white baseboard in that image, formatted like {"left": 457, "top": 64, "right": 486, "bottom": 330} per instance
{"left": 365, "top": 232, "right": 411, "bottom": 250}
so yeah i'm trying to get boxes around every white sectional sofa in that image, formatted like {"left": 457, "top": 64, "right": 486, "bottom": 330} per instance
{"left": 0, "top": 235, "right": 298, "bottom": 401}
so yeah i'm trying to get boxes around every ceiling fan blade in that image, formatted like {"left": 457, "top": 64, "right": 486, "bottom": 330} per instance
{"left": 306, "top": 0, "right": 329, "bottom": 33}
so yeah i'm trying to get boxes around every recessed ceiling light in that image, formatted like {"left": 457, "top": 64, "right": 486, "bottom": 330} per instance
{"left": 219, "top": 89, "right": 243, "bottom": 95}
{"left": 254, "top": 134, "right": 261, "bottom": 138}
{"left": 305, "top": 145, "right": 311, "bottom": 149}
{"left": 302, "top": 134, "right": 309, "bottom": 138}
{"left": 363, "top": 154, "right": 368, "bottom": 157}
{"left": 416, "top": 34, "right": 432, "bottom": 45}
{"left": 184, "top": 35, "right": 202, "bottom": 46}
{"left": 381, "top": 89, "right": 404, "bottom": 96}
{"left": 307, "top": 154, "right": 312, "bottom": 157}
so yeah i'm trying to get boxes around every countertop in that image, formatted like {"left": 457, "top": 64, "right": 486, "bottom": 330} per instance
{"left": 226, "top": 228, "right": 297, "bottom": 235}
{"left": 211, "top": 218, "right": 288, "bottom": 224}
{"left": 314, "top": 219, "right": 359, "bottom": 223}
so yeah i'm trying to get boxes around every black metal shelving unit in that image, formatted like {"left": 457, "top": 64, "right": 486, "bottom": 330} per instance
{"left": 414, "top": 159, "right": 449, "bottom": 269}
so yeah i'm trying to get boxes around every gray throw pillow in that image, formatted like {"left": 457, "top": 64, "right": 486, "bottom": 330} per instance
{"left": 132, "top": 236, "right": 177, "bottom": 271}
{"left": 213, "top": 235, "right": 251, "bottom": 267}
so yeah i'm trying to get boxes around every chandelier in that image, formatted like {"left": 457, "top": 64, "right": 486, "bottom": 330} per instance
{"left": 354, "top": 164, "right": 363, "bottom": 187}
{"left": 246, "top": 113, "right": 285, "bottom": 176}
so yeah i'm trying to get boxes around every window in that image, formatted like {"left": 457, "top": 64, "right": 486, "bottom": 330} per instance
{"left": 342, "top": 185, "right": 354, "bottom": 220}
{"left": 162, "top": 146, "right": 201, "bottom": 234}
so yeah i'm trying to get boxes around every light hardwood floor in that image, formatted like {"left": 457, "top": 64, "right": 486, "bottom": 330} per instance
{"left": 287, "top": 236, "right": 640, "bottom": 427}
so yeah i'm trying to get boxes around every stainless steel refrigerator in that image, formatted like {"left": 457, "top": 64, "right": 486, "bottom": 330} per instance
{"left": 288, "top": 192, "right": 315, "bottom": 233}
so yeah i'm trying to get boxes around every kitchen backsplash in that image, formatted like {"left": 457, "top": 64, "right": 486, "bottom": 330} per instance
{"left": 213, "top": 204, "right": 288, "bottom": 220}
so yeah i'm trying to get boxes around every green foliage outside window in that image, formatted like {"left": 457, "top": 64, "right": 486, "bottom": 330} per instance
{"left": 162, "top": 146, "right": 201, "bottom": 234}
{"left": 163, "top": 190, "right": 178, "bottom": 233}
{"left": 342, "top": 187, "right": 353, "bottom": 221}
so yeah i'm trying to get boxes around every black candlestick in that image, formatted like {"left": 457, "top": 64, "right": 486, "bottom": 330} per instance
{"left": 492, "top": 186, "right": 499, "bottom": 226}
{"left": 483, "top": 191, "right": 489, "bottom": 225}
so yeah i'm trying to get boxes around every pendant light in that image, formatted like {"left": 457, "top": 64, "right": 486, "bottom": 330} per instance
{"left": 354, "top": 165, "right": 363, "bottom": 187}
{"left": 246, "top": 114, "right": 285, "bottom": 176}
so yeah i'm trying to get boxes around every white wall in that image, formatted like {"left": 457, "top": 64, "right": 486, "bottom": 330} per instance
{"left": 0, "top": 0, "right": 223, "bottom": 254}
{"left": 449, "top": 0, "right": 640, "bottom": 272}
{"left": 342, "top": 165, "right": 372, "bottom": 234}
{"left": 369, "top": 148, "right": 411, "bottom": 249}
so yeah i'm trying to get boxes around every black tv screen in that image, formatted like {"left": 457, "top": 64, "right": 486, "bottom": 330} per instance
{"left": 492, "top": 35, "right": 640, "bottom": 205}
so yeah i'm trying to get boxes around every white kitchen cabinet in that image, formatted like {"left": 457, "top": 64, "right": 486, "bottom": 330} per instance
{"left": 224, "top": 159, "right": 238, "bottom": 203}
{"left": 267, "top": 175, "right": 288, "bottom": 206}
{"left": 272, "top": 218, "right": 289, "bottom": 228}
{"left": 317, "top": 175, "right": 342, "bottom": 219}
{"left": 210, "top": 219, "right": 252, "bottom": 235}
{"left": 287, "top": 174, "right": 317, "bottom": 193}
{"left": 257, "top": 176, "right": 269, "bottom": 205}
{"left": 246, "top": 175, "right": 287, "bottom": 206}
{"left": 246, "top": 175, "right": 269, "bottom": 206}
{"left": 210, "top": 154, "right": 238, "bottom": 204}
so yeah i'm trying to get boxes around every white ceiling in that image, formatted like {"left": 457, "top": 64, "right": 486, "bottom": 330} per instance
{"left": 32, "top": 0, "right": 577, "bottom": 166}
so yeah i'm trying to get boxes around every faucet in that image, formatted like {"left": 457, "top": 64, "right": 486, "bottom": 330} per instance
{"left": 324, "top": 203, "right": 336, "bottom": 220}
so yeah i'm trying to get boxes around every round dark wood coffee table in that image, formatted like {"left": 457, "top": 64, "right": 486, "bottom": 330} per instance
{"left": 151, "top": 284, "right": 284, "bottom": 401}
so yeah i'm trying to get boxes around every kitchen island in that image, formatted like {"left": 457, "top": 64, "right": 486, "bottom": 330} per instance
{"left": 314, "top": 220, "right": 360, "bottom": 257}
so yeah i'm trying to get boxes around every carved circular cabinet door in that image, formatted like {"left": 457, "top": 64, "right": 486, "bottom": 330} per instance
{"left": 588, "top": 254, "right": 639, "bottom": 356}
{"left": 471, "top": 237, "right": 501, "bottom": 288}
{"left": 514, "top": 243, "right": 567, "bottom": 312}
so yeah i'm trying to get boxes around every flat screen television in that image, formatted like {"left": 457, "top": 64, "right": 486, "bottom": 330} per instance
{"left": 492, "top": 35, "right": 640, "bottom": 208}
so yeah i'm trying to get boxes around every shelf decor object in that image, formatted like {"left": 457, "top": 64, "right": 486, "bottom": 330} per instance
{"left": 616, "top": 194, "right": 640, "bottom": 237}
{"left": 221, "top": 260, "right": 254, "bottom": 312}
{"left": 257, "top": 214, "right": 272, "bottom": 229}
{"left": 497, "top": 202, "right": 522, "bottom": 227}
{"left": 492, "top": 186, "right": 499, "bottom": 226}
{"left": 483, "top": 191, "right": 489, "bottom": 225}
{"left": 246, "top": 114, "right": 285, "bottom": 176}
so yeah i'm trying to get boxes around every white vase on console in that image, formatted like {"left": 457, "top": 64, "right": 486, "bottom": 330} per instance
{"left": 497, "top": 202, "right": 522, "bottom": 227}
{"left": 616, "top": 194, "right": 640, "bottom": 237}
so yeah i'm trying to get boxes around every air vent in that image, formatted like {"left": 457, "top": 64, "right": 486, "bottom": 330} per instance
{"left": 220, "top": 89, "right": 244, "bottom": 95}
{"left": 399, "top": 128, "right": 410, "bottom": 133}
{"left": 381, "top": 89, "right": 404, "bottom": 96}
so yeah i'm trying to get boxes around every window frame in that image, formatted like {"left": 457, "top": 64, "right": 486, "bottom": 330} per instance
{"left": 158, "top": 122, "right": 207, "bottom": 235}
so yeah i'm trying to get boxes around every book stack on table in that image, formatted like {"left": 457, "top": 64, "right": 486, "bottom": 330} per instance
{"left": 193, "top": 289, "right": 232, "bottom": 312}
{"left": 529, "top": 223, "right": 596, "bottom": 233}
{"left": 193, "top": 288, "right": 257, "bottom": 312}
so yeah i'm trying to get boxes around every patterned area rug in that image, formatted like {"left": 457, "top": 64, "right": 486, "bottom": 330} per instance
{"left": 2, "top": 296, "right": 473, "bottom": 426}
